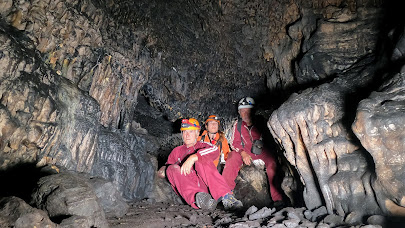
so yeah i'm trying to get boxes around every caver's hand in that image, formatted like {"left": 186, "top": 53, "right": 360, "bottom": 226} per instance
{"left": 240, "top": 151, "right": 252, "bottom": 166}
{"left": 181, "top": 154, "right": 198, "bottom": 175}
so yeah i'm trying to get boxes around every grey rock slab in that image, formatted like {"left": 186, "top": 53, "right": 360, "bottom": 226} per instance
{"left": 59, "top": 215, "right": 91, "bottom": 228}
{"left": 229, "top": 220, "right": 261, "bottom": 228}
{"left": 32, "top": 173, "right": 108, "bottom": 228}
{"left": 366, "top": 215, "right": 385, "bottom": 226}
{"left": 248, "top": 207, "right": 276, "bottom": 220}
{"left": 0, "top": 196, "right": 56, "bottom": 228}
{"left": 88, "top": 177, "right": 129, "bottom": 218}
{"left": 245, "top": 205, "right": 259, "bottom": 217}
{"left": 283, "top": 218, "right": 300, "bottom": 228}
{"left": 322, "top": 214, "right": 344, "bottom": 226}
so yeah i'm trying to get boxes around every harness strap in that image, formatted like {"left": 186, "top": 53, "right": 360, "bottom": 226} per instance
{"left": 237, "top": 118, "right": 245, "bottom": 148}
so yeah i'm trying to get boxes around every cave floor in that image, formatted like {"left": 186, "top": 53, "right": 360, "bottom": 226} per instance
{"left": 108, "top": 200, "right": 243, "bottom": 228}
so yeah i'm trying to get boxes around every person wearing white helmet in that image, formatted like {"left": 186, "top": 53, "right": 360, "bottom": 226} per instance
{"left": 223, "top": 97, "right": 284, "bottom": 206}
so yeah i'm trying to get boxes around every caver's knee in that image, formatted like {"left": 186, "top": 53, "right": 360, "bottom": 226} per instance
{"left": 166, "top": 164, "right": 181, "bottom": 175}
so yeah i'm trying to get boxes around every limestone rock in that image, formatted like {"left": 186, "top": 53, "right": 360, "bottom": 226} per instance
{"left": 59, "top": 215, "right": 91, "bottom": 228}
{"left": 88, "top": 177, "right": 129, "bottom": 218}
{"left": 0, "top": 24, "right": 155, "bottom": 201}
{"left": 31, "top": 173, "right": 108, "bottom": 228}
{"left": 151, "top": 173, "right": 184, "bottom": 204}
{"left": 0, "top": 196, "right": 56, "bottom": 228}
{"left": 268, "top": 59, "right": 382, "bottom": 216}
{"left": 234, "top": 165, "right": 273, "bottom": 209}
{"left": 352, "top": 71, "right": 405, "bottom": 215}
{"left": 366, "top": 215, "right": 386, "bottom": 226}
{"left": 248, "top": 206, "right": 275, "bottom": 220}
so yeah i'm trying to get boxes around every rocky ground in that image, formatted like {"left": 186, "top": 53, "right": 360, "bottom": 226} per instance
{"left": 107, "top": 200, "right": 401, "bottom": 228}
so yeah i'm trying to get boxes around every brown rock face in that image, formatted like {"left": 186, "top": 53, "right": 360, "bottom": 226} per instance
{"left": 353, "top": 72, "right": 405, "bottom": 216}
{"left": 268, "top": 3, "right": 404, "bottom": 218}
{"left": 0, "top": 7, "right": 155, "bottom": 200}
{"left": 0, "top": 0, "right": 150, "bottom": 129}
{"left": 268, "top": 66, "right": 382, "bottom": 216}
{"left": 0, "top": 0, "right": 403, "bottom": 221}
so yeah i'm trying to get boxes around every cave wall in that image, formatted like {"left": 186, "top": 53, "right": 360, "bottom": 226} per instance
{"left": 0, "top": 0, "right": 155, "bottom": 200}
{"left": 0, "top": 0, "right": 404, "bottom": 219}
{"left": 268, "top": 0, "right": 405, "bottom": 218}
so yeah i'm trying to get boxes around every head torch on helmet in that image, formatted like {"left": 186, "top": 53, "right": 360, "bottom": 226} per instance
{"left": 180, "top": 118, "right": 201, "bottom": 131}
{"left": 238, "top": 97, "right": 255, "bottom": 110}
{"left": 205, "top": 115, "right": 220, "bottom": 124}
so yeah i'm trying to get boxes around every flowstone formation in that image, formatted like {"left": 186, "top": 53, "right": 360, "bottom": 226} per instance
{"left": 269, "top": 66, "right": 383, "bottom": 217}
{"left": 353, "top": 70, "right": 405, "bottom": 216}
{"left": 268, "top": 6, "right": 405, "bottom": 223}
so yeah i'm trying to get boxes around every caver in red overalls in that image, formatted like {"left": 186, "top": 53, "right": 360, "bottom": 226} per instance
{"left": 223, "top": 118, "right": 283, "bottom": 202}
{"left": 166, "top": 141, "right": 232, "bottom": 209}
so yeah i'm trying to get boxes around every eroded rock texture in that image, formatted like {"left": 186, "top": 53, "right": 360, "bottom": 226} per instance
{"left": 0, "top": 6, "right": 154, "bottom": 200}
{"left": 268, "top": 2, "right": 405, "bottom": 218}
{"left": 269, "top": 66, "right": 381, "bottom": 216}
{"left": 32, "top": 173, "right": 108, "bottom": 227}
{"left": 0, "top": 0, "right": 404, "bottom": 222}
{"left": 0, "top": 0, "right": 151, "bottom": 130}
{"left": 353, "top": 71, "right": 405, "bottom": 215}
{"left": 0, "top": 196, "right": 56, "bottom": 228}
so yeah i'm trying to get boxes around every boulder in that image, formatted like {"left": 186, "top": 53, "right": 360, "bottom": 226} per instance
{"left": 0, "top": 196, "right": 56, "bottom": 228}
{"left": 234, "top": 165, "right": 273, "bottom": 209}
{"left": 88, "top": 177, "right": 129, "bottom": 218}
{"left": 32, "top": 173, "right": 108, "bottom": 228}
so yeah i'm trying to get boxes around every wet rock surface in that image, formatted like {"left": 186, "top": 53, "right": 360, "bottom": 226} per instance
{"left": 88, "top": 177, "right": 129, "bottom": 218}
{"left": 268, "top": 19, "right": 405, "bottom": 218}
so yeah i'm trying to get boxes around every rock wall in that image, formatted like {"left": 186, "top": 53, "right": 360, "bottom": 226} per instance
{"left": 0, "top": 0, "right": 403, "bottom": 218}
{"left": 0, "top": 0, "right": 152, "bottom": 129}
{"left": 353, "top": 69, "right": 405, "bottom": 215}
{"left": 0, "top": 7, "right": 154, "bottom": 200}
{"left": 269, "top": 7, "right": 405, "bottom": 220}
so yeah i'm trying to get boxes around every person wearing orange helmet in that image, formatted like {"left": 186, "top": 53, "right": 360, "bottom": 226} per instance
{"left": 159, "top": 118, "right": 243, "bottom": 210}
{"left": 197, "top": 115, "right": 230, "bottom": 173}
{"left": 223, "top": 97, "right": 284, "bottom": 206}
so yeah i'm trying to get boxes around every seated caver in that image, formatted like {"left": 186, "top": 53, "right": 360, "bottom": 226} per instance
{"left": 223, "top": 97, "right": 284, "bottom": 206}
{"left": 158, "top": 118, "right": 243, "bottom": 210}
{"left": 197, "top": 115, "right": 230, "bottom": 173}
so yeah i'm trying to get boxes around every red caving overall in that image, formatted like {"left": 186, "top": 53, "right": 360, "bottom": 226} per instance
{"left": 166, "top": 141, "right": 231, "bottom": 209}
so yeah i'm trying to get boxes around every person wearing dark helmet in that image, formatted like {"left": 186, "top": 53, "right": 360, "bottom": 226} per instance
{"left": 198, "top": 115, "right": 230, "bottom": 173}
{"left": 223, "top": 97, "right": 284, "bottom": 205}
{"left": 158, "top": 118, "right": 243, "bottom": 210}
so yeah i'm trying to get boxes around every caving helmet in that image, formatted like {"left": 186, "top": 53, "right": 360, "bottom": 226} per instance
{"left": 180, "top": 118, "right": 201, "bottom": 131}
{"left": 205, "top": 115, "right": 220, "bottom": 125}
{"left": 238, "top": 97, "right": 255, "bottom": 110}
